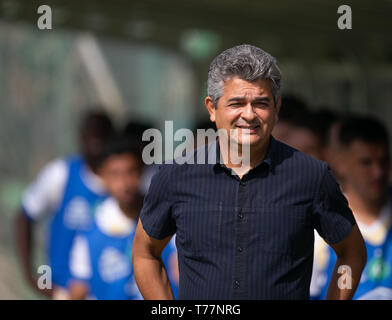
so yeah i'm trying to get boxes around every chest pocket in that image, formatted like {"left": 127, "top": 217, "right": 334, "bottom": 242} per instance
{"left": 255, "top": 205, "right": 313, "bottom": 257}
{"left": 175, "top": 202, "right": 230, "bottom": 257}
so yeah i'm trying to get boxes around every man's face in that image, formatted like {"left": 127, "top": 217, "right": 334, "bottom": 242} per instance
{"left": 340, "top": 140, "right": 390, "bottom": 203}
{"left": 205, "top": 77, "right": 280, "bottom": 148}
{"left": 98, "top": 154, "right": 142, "bottom": 208}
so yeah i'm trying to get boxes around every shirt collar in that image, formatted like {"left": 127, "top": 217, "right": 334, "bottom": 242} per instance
{"left": 213, "top": 135, "right": 276, "bottom": 171}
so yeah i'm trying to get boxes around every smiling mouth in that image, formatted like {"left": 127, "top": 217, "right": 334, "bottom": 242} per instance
{"left": 235, "top": 125, "right": 260, "bottom": 130}
{"left": 234, "top": 125, "right": 261, "bottom": 136}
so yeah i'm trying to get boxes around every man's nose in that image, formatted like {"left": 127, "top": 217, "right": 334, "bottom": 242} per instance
{"left": 241, "top": 103, "right": 256, "bottom": 121}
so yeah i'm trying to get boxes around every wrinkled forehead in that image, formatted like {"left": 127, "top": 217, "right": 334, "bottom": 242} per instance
{"left": 222, "top": 77, "right": 273, "bottom": 98}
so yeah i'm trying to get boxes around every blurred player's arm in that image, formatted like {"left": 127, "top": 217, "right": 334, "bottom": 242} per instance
{"left": 14, "top": 211, "right": 45, "bottom": 295}
{"left": 69, "top": 281, "right": 89, "bottom": 300}
{"left": 15, "top": 159, "right": 67, "bottom": 297}
{"left": 325, "top": 224, "right": 366, "bottom": 300}
{"left": 132, "top": 219, "right": 174, "bottom": 300}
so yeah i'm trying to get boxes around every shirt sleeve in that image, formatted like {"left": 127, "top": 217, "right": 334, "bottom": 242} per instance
{"left": 69, "top": 234, "right": 92, "bottom": 280}
{"left": 139, "top": 164, "right": 176, "bottom": 240}
{"left": 21, "top": 158, "right": 68, "bottom": 220}
{"left": 312, "top": 164, "right": 357, "bottom": 245}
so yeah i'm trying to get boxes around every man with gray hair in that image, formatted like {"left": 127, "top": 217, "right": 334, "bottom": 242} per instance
{"left": 132, "top": 44, "right": 366, "bottom": 299}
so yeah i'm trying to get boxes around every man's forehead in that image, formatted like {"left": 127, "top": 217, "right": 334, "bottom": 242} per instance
{"left": 223, "top": 77, "right": 272, "bottom": 97}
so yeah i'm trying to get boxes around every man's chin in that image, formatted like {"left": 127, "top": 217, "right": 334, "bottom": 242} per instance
{"left": 236, "top": 135, "right": 263, "bottom": 146}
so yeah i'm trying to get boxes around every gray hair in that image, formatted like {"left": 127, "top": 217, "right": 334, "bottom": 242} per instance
{"left": 207, "top": 44, "right": 282, "bottom": 107}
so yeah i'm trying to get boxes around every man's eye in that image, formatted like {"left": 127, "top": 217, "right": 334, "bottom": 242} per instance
{"left": 253, "top": 103, "right": 268, "bottom": 108}
{"left": 228, "top": 103, "right": 241, "bottom": 107}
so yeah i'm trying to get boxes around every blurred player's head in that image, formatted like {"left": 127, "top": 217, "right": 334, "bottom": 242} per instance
{"left": 272, "top": 96, "right": 324, "bottom": 159}
{"left": 272, "top": 95, "right": 308, "bottom": 144}
{"left": 337, "top": 115, "right": 390, "bottom": 204}
{"left": 286, "top": 113, "right": 323, "bottom": 160}
{"left": 96, "top": 136, "right": 143, "bottom": 212}
{"left": 79, "top": 110, "right": 115, "bottom": 173}
{"left": 312, "top": 108, "right": 341, "bottom": 163}
{"left": 123, "top": 120, "right": 155, "bottom": 151}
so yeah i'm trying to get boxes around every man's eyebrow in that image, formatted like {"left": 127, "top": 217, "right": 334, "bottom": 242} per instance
{"left": 253, "top": 97, "right": 271, "bottom": 102}
{"left": 227, "top": 96, "right": 271, "bottom": 102}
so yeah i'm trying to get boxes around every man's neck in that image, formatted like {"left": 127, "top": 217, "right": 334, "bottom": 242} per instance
{"left": 219, "top": 136, "right": 270, "bottom": 178}
{"left": 344, "top": 188, "right": 387, "bottom": 226}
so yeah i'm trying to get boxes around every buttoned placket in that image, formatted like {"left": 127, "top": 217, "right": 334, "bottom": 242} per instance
{"left": 232, "top": 174, "right": 249, "bottom": 299}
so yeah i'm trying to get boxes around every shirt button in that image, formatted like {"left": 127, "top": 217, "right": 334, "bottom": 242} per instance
{"left": 234, "top": 280, "right": 240, "bottom": 288}
{"left": 238, "top": 211, "right": 243, "bottom": 219}
{"left": 237, "top": 246, "right": 243, "bottom": 252}
{"left": 240, "top": 181, "right": 245, "bottom": 186}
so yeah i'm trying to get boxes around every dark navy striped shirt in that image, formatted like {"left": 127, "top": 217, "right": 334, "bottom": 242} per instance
{"left": 140, "top": 135, "right": 356, "bottom": 299}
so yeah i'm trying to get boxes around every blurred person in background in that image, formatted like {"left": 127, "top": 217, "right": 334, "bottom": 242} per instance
{"left": 272, "top": 96, "right": 324, "bottom": 160}
{"left": 285, "top": 112, "right": 323, "bottom": 160}
{"left": 123, "top": 120, "right": 157, "bottom": 196}
{"left": 320, "top": 111, "right": 345, "bottom": 182}
{"left": 311, "top": 115, "right": 392, "bottom": 299}
{"left": 271, "top": 94, "right": 308, "bottom": 144}
{"left": 15, "top": 110, "right": 115, "bottom": 299}
{"left": 123, "top": 120, "right": 153, "bottom": 152}
{"left": 68, "top": 135, "right": 179, "bottom": 299}
{"left": 312, "top": 108, "right": 341, "bottom": 162}
{"left": 123, "top": 120, "right": 180, "bottom": 298}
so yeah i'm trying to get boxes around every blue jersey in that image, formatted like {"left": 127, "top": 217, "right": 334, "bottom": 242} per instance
{"left": 72, "top": 197, "right": 179, "bottom": 300}
{"left": 48, "top": 155, "right": 107, "bottom": 288}
{"left": 84, "top": 220, "right": 140, "bottom": 300}
{"left": 311, "top": 202, "right": 392, "bottom": 300}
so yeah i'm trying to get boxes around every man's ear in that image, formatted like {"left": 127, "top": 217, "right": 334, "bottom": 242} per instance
{"left": 205, "top": 96, "right": 216, "bottom": 123}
